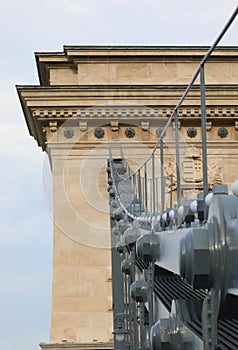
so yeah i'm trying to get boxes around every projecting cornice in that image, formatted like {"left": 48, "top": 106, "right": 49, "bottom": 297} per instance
{"left": 17, "top": 83, "right": 238, "bottom": 150}
{"left": 18, "top": 45, "right": 238, "bottom": 151}
{"left": 17, "top": 84, "right": 238, "bottom": 108}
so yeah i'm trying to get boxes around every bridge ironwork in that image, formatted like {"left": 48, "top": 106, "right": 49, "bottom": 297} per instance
{"left": 107, "top": 5, "right": 238, "bottom": 350}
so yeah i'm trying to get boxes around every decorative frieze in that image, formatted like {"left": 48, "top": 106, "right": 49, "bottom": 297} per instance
{"left": 64, "top": 128, "right": 74, "bottom": 138}
{"left": 187, "top": 127, "right": 197, "bottom": 138}
{"left": 218, "top": 127, "right": 228, "bottom": 138}
{"left": 94, "top": 128, "right": 105, "bottom": 139}
{"left": 32, "top": 106, "right": 238, "bottom": 121}
{"left": 125, "top": 127, "right": 135, "bottom": 138}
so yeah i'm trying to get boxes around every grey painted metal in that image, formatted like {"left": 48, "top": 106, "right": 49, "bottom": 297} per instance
{"left": 141, "top": 178, "right": 144, "bottom": 211}
{"left": 130, "top": 248, "right": 139, "bottom": 350}
{"left": 174, "top": 109, "right": 181, "bottom": 206}
{"left": 108, "top": 8, "right": 238, "bottom": 346}
{"left": 111, "top": 236, "right": 125, "bottom": 350}
{"left": 148, "top": 263, "right": 155, "bottom": 331}
{"left": 129, "top": 174, "right": 132, "bottom": 213}
{"left": 149, "top": 179, "right": 152, "bottom": 213}
{"left": 200, "top": 65, "right": 209, "bottom": 220}
{"left": 152, "top": 153, "right": 156, "bottom": 215}
{"left": 109, "top": 157, "right": 238, "bottom": 349}
{"left": 160, "top": 139, "right": 165, "bottom": 212}
{"left": 138, "top": 169, "right": 142, "bottom": 216}
{"left": 139, "top": 304, "right": 146, "bottom": 350}
{"left": 144, "top": 163, "right": 148, "bottom": 216}
{"left": 124, "top": 275, "right": 130, "bottom": 349}
{"left": 169, "top": 174, "right": 173, "bottom": 208}
{"left": 108, "top": 161, "right": 127, "bottom": 350}
{"left": 128, "top": 274, "right": 134, "bottom": 350}
{"left": 155, "top": 228, "right": 191, "bottom": 274}
{"left": 133, "top": 173, "right": 136, "bottom": 214}
{"left": 155, "top": 178, "right": 159, "bottom": 213}
{"left": 180, "top": 227, "right": 210, "bottom": 289}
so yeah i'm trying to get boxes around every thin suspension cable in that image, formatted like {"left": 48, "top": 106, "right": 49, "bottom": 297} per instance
{"left": 110, "top": 5, "right": 238, "bottom": 220}
{"left": 128, "top": 4, "right": 238, "bottom": 178}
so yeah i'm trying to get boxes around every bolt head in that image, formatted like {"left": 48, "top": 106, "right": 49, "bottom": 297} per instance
{"left": 116, "top": 241, "right": 125, "bottom": 254}
{"left": 121, "top": 259, "right": 131, "bottom": 275}
{"left": 130, "top": 280, "right": 148, "bottom": 302}
{"left": 136, "top": 232, "right": 160, "bottom": 263}
{"left": 124, "top": 226, "right": 141, "bottom": 245}
{"left": 180, "top": 227, "right": 210, "bottom": 289}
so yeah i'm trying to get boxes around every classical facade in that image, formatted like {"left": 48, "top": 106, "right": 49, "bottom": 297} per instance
{"left": 17, "top": 46, "right": 238, "bottom": 349}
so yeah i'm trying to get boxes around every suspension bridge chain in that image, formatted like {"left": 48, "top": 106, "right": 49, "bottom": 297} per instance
{"left": 108, "top": 5, "right": 238, "bottom": 350}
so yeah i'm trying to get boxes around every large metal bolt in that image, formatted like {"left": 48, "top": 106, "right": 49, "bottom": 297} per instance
{"left": 179, "top": 227, "right": 210, "bottom": 289}
{"left": 130, "top": 280, "right": 148, "bottom": 302}
{"left": 112, "top": 226, "right": 119, "bottom": 236}
{"left": 118, "top": 219, "right": 131, "bottom": 234}
{"left": 183, "top": 200, "right": 195, "bottom": 226}
{"left": 124, "top": 226, "right": 141, "bottom": 246}
{"left": 110, "top": 199, "right": 119, "bottom": 209}
{"left": 136, "top": 232, "right": 160, "bottom": 263}
{"left": 121, "top": 259, "right": 131, "bottom": 275}
{"left": 108, "top": 178, "right": 113, "bottom": 186}
{"left": 116, "top": 241, "right": 125, "bottom": 254}
{"left": 111, "top": 208, "right": 124, "bottom": 221}
{"left": 197, "top": 193, "right": 205, "bottom": 222}
{"left": 109, "top": 188, "right": 115, "bottom": 198}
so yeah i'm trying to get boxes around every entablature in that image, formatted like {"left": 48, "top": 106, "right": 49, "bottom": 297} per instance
{"left": 17, "top": 84, "right": 238, "bottom": 151}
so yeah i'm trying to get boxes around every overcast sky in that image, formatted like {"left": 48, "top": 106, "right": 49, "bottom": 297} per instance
{"left": 0, "top": 1, "right": 238, "bottom": 349}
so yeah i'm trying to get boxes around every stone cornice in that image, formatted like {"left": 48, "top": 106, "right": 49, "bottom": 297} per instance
{"left": 16, "top": 84, "right": 238, "bottom": 109}
{"left": 16, "top": 84, "right": 238, "bottom": 91}
{"left": 17, "top": 85, "right": 238, "bottom": 151}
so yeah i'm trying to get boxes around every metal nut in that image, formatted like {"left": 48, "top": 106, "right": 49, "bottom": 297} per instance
{"left": 136, "top": 232, "right": 160, "bottom": 263}
{"left": 121, "top": 259, "right": 131, "bottom": 275}
{"left": 180, "top": 227, "right": 210, "bottom": 289}
{"left": 124, "top": 226, "right": 141, "bottom": 245}
{"left": 130, "top": 280, "right": 148, "bottom": 302}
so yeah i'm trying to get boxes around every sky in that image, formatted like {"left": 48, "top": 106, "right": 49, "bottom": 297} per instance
{"left": 0, "top": 0, "right": 238, "bottom": 349}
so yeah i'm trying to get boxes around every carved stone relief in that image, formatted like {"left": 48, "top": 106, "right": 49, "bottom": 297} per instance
{"left": 164, "top": 146, "right": 222, "bottom": 194}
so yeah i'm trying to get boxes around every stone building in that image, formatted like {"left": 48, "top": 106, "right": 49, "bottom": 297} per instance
{"left": 17, "top": 46, "right": 238, "bottom": 349}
